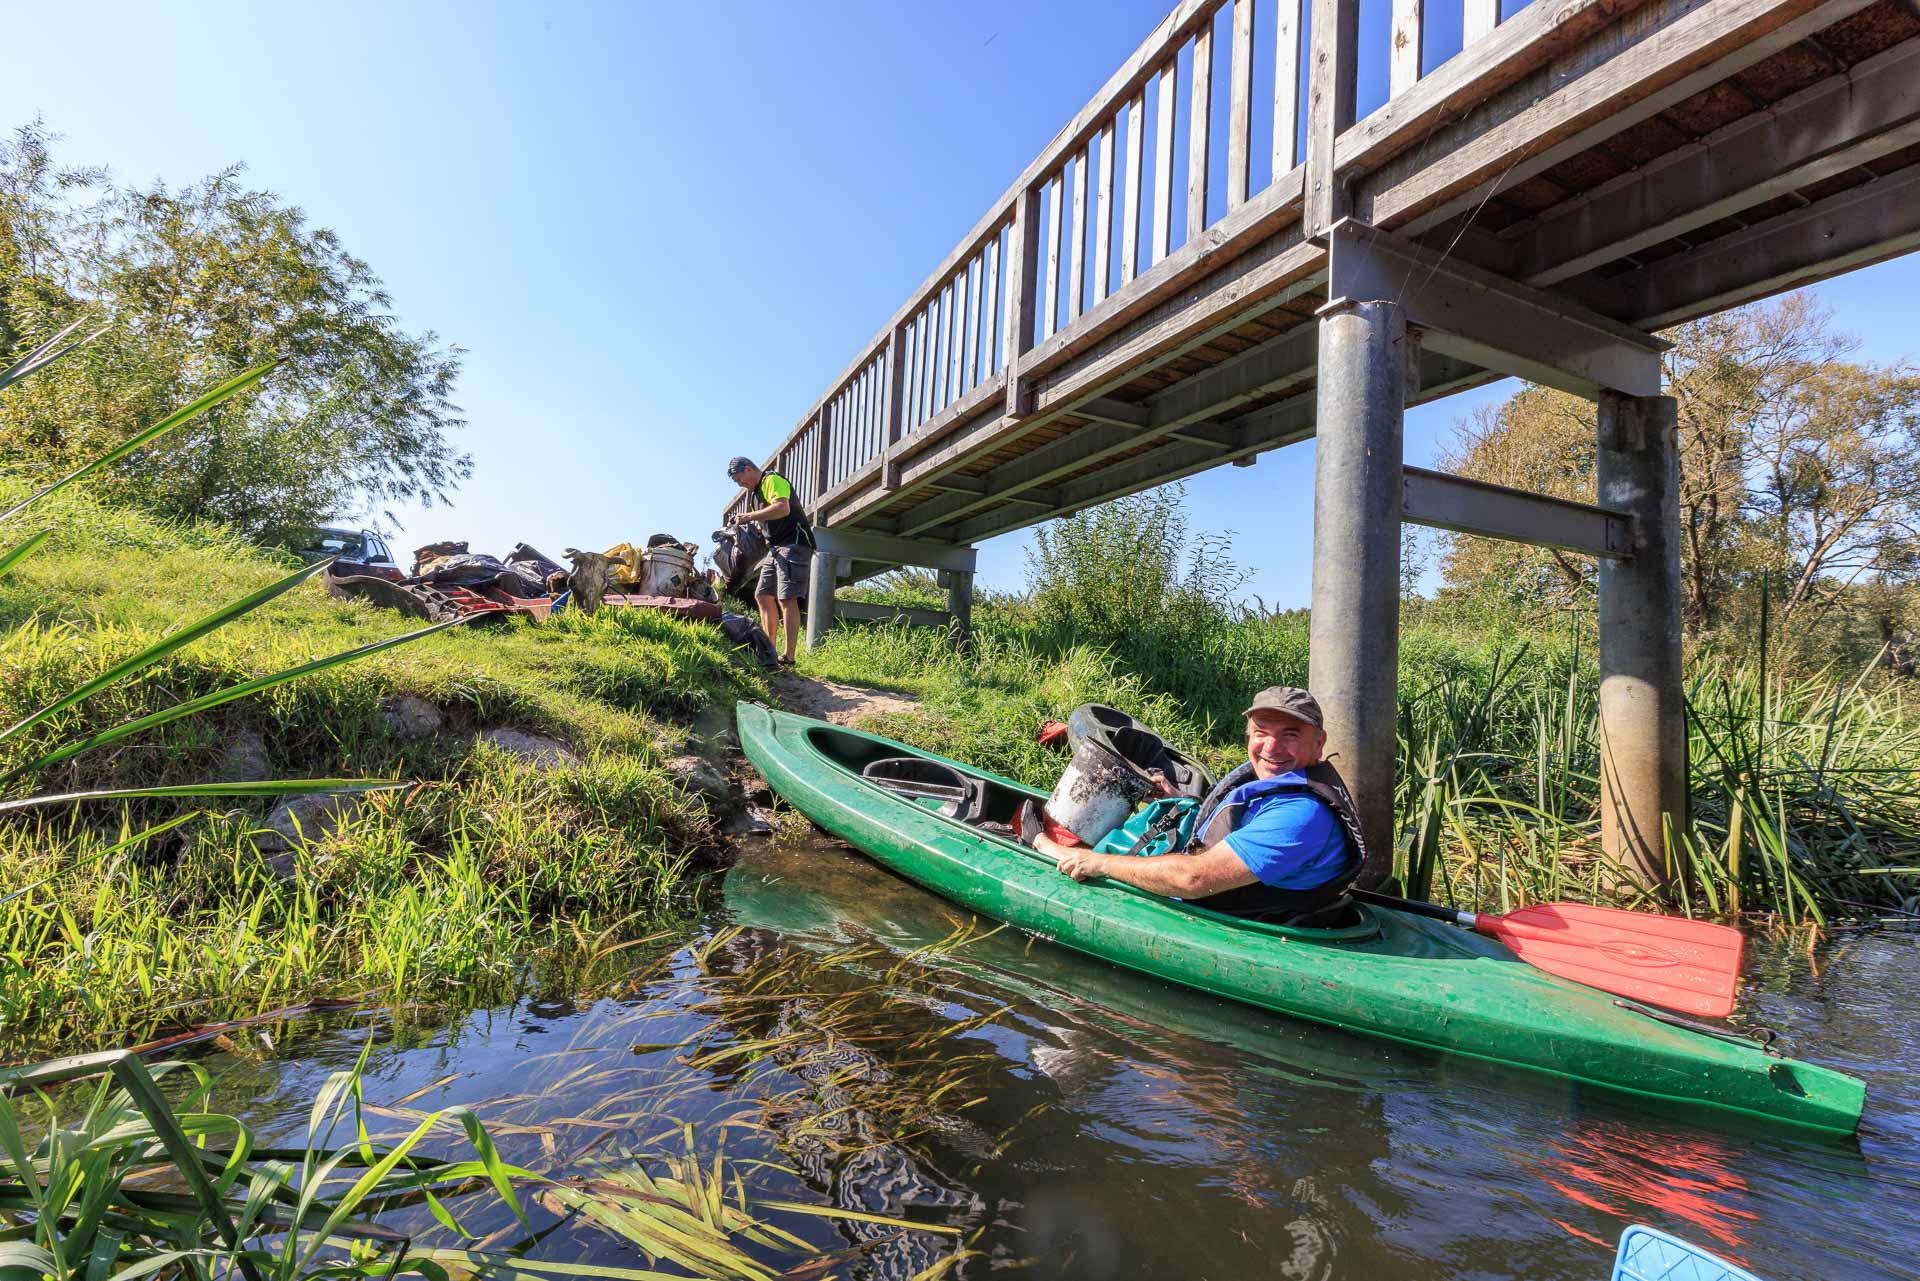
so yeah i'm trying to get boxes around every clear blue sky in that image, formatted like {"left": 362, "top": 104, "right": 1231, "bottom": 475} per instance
{"left": 5, "top": 1, "right": 1916, "bottom": 605}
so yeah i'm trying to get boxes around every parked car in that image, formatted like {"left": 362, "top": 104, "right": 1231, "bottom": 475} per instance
{"left": 280, "top": 526, "right": 401, "bottom": 578}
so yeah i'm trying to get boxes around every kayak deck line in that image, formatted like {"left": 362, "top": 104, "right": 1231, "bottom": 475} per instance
{"left": 737, "top": 702, "right": 1867, "bottom": 1136}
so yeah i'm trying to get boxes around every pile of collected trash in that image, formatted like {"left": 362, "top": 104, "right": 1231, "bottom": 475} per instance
{"left": 321, "top": 532, "right": 783, "bottom": 668}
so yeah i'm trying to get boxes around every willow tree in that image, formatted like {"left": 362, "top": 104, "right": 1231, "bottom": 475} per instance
{"left": 0, "top": 123, "right": 470, "bottom": 538}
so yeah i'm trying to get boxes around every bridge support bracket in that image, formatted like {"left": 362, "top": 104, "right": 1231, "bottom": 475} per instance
{"left": 1325, "top": 218, "right": 1665, "bottom": 400}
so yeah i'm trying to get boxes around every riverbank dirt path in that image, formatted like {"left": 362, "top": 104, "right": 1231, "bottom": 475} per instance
{"left": 767, "top": 673, "right": 919, "bottom": 726}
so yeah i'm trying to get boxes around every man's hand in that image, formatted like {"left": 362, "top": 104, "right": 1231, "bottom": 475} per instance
{"left": 1146, "top": 768, "right": 1176, "bottom": 799}
{"left": 1053, "top": 845, "right": 1109, "bottom": 882}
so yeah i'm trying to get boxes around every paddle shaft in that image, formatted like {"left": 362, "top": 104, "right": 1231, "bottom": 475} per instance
{"left": 1351, "top": 887, "right": 1480, "bottom": 930}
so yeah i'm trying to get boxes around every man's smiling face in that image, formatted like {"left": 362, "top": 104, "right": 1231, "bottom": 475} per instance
{"left": 1245, "top": 709, "right": 1326, "bottom": 779}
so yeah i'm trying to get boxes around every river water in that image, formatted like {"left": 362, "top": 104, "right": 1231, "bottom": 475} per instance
{"left": 207, "top": 834, "right": 1919, "bottom": 1281}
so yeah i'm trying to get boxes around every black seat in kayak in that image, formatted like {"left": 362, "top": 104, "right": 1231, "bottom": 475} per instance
{"left": 861, "top": 757, "right": 988, "bottom": 823}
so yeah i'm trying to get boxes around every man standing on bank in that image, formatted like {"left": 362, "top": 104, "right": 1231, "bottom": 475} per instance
{"left": 1037, "top": 686, "right": 1366, "bottom": 923}
{"left": 726, "top": 455, "right": 814, "bottom": 666}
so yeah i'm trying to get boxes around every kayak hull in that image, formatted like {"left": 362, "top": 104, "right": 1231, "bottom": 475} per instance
{"left": 737, "top": 702, "right": 1865, "bottom": 1135}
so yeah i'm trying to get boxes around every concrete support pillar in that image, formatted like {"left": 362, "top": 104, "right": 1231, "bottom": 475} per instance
{"left": 1597, "top": 394, "right": 1686, "bottom": 894}
{"left": 804, "top": 549, "right": 839, "bottom": 651}
{"left": 946, "top": 569, "right": 974, "bottom": 650}
{"left": 1308, "top": 299, "right": 1407, "bottom": 889}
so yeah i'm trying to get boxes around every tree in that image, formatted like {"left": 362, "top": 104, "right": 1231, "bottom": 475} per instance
{"left": 1744, "top": 359, "right": 1920, "bottom": 623}
{"left": 1437, "top": 385, "right": 1599, "bottom": 606}
{"left": 1436, "top": 294, "right": 1920, "bottom": 651}
{"left": 0, "top": 123, "right": 470, "bottom": 537}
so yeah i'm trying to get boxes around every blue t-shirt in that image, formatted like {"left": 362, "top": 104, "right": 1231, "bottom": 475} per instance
{"left": 1219, "top": 772, "right": 1351, "bottom": 890}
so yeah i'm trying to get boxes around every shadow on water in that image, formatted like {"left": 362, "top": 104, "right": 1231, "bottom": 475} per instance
{"left": 189, "top": 830, "right": 1919, "bottom": 1281}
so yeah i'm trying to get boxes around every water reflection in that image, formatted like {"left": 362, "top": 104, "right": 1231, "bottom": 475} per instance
{"left": 182, "top": 833, "right": 1917, "bottom": 1281}
{"left": 718, "top": 836, "right": 1912, "bottom": 1281}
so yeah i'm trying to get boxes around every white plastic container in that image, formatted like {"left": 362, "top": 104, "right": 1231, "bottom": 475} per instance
{"left": 639, "top": 544, "right": 695, "bottom": 596}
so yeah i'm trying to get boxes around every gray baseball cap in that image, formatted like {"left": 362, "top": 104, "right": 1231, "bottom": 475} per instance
{"left": 726, "top": 455, "right": 756, "bottom": 477}
{"left": 1241, "top": 686, "right": 1324, "bottom": 727}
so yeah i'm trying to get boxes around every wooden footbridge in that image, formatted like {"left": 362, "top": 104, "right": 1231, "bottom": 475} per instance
{"left": 725, "top": 0, "right": 1920, "bottom": 886}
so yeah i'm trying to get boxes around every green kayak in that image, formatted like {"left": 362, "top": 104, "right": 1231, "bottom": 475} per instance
{"left": 738, "top": 702, "right": 1866, "bottom": 1135}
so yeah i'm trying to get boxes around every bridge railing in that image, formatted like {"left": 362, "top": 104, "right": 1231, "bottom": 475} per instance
{"left": 726, "top": 0, "right": 1533, "bottom": 528}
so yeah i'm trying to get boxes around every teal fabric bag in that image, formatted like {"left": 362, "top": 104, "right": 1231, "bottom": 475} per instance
{"left": 1094, "top": 797, "right": 1202, "bottom": 857}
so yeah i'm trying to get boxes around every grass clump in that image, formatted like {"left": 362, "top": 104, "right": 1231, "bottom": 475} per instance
{"left": 0, "top": 479, "right": 762, "bottom": 1055}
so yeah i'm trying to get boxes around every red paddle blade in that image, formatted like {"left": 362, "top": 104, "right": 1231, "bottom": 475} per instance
{"left": 1479, "top": 903, "right": 1745, "bottom": 1019}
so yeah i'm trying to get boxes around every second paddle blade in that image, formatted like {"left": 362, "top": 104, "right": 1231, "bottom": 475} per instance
{"left": 1484, "top": 903, "right": 1745, "bottom": 1019}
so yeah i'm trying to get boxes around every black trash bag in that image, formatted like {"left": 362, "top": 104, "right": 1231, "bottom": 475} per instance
{"left": 1065, "top": 703, "right": 1215, "bottom": 800}
{"left": 415, "top": 553, "right": 547, "bottom": 599}
{"left": 504, "top": 542, "right": 564, "bottom": 586}
{"left": 711, "top": 524, "right": 768, "bottom": 595}
{"left": 719, "top": 612, "right": 780, "bottom": 668}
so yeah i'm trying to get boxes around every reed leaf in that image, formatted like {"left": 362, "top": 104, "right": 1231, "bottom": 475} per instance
{"left": 0, "top": 780, "right": 404, "bottom": 816}
{"left": 0, "top": 528, "right": 52, "bottom": 581}
{"left": 1, "top": 616, "right": 470, "bottom": 785}
{"left": 0, "top": 316, "right": 110, "bottom": 393}
{"left": 0, "top": 557, "right": 333, "bottom": 753}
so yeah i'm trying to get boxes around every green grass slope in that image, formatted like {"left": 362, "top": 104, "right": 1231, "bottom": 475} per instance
{"left": 0, "top": 481, "right": 762, "bottom": 1055}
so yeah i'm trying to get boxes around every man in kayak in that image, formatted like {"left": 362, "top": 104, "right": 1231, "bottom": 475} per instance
{"left": 725, "top": 455, "right": 815, "bottom": 666}
{"left": 1037, "top": 686, "right": 1366, "bottom": 922}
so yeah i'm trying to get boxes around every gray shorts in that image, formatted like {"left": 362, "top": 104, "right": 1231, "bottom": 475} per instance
{"left": 755, "top": 544, "right": 812, "bottom": 600}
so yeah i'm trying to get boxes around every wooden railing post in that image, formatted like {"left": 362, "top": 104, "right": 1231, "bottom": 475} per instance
{"left": 1004, "top": 189, "right": 1042, "bottom": 419}
{"left": 881, "top": 324, "right": 908, "bottom": 490}
{"left": 811, "top": 409, "right": 830, "bottom": 504}
{"left": 1305, "top": 0, "right": 1359, "bottom": 236}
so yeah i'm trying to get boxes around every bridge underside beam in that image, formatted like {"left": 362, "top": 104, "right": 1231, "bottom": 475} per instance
{"left": 1325, "top": 219, "right": 1665, "bottom": 399}
{"left": 1569, "top": 162, "right": 1920, "bottom": 330}
{"left": 1505, "top": 41, "right": 1920, "bottom": 288}
{"left": 822, "top": 239, "right": 1327, "bottom": 531}
{"left": 811, "top": 527, "right": 977, "bottom": 574}
{"left": 1358, "top": 0, "right": 1884, "bottom": 238}
{"left": 910, "top": 349, "right": 1487, "bottom": 546}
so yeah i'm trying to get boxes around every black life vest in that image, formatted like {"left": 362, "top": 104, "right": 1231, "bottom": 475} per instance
{"left": 757, "top": 472, "right": 812, "bottom": 548}
{"left": 1185, "top": 760, "right": 1368, "bottom": 923}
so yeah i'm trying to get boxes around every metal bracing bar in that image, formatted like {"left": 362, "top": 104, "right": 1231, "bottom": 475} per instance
{"left": 810, "top": 526, "right": 979, "bottom": 574}
{"left": 1075, "top": 397, "right": 1151, "bottom": 427}
{"left": 1324, "top": 219, "right": 1664, "bottom": 399}
{"left": 1507, "top": 42, "right": 1920, "bottom": 288}
{"left": 1402, "top": 467, "right": 1633, "bottom": 558}
{"left": 1570, "top": 163, "right": 1920, "bottom": 331}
